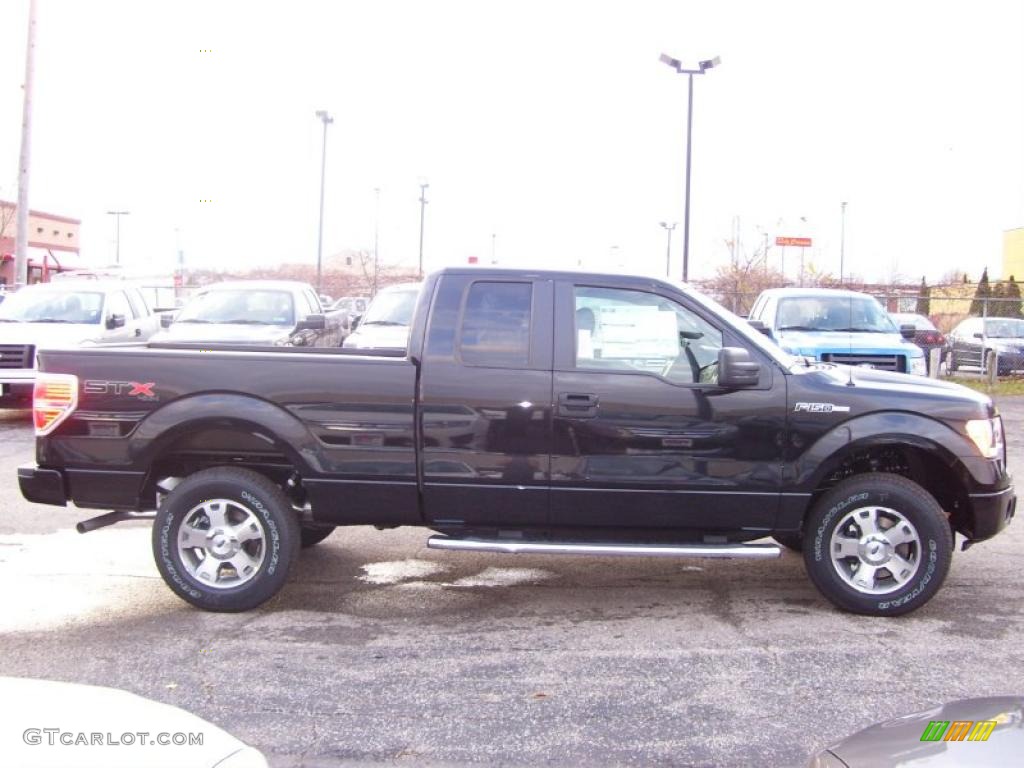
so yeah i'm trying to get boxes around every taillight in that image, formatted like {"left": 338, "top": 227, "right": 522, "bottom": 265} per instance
{"left": 33, "top": 373, "right": 79, "bottom": 436}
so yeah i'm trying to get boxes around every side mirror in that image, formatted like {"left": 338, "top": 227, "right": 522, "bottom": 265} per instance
{"left": 899, "top": 324, "right": 917, "bottom": 340}
{"left": 106, "top": 314, "right": 126, "bottom": 330}
{"left": 349, "top": 313, "right": 363, "bottom": 332}
{"left": 296, "top": 313, "right": 326, "bottom": 332}
{"left": 718, "top": 347, "right": 761, "bottom": 387}
{"left": 973, "top": 332, "right": 984, "bottom": 339}
{"left": 747, "top": 319, "right": 772, "bottom": 337}
{"left": 159, "top": 312, "right": 176, "bottom": 329}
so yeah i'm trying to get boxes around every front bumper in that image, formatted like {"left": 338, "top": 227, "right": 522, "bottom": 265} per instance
{"left": 967, "top": 485, "right": 1016, "bottom": 541}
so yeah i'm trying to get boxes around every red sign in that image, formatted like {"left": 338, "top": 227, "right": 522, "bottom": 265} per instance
{"left": 467, "top": 255, "right": 479, "bottom": 264}
{"left": 776, "top": 236, "right": 812, "bottom": 247}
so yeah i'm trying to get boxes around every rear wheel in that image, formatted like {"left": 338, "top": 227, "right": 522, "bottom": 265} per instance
{"left": 803, "top": 473, "right": 952, "bottom": 616}
{"left": 152, "top": 467, "right": 300, "bottom": 612}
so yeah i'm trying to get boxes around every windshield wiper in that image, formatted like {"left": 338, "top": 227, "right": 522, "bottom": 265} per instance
{"left": 777, "top": 325, "right": 829, "bottom": 332}
{"left": 29, "top": 318, "right": 72, "bottom": 323}
{"left": 362, "top": 320, "right": 406, "bottom": 326}
{"left": 833, "top": 327, "right": 885, "bottom": 333}
{"left": 0, "top": 318, "right": 19, "bottom": 323}
{"left": 222, "top": 319, "right": 274, "bottom": 325}
{"left": 176, "top": 318, "right": 211, "bottom": 324}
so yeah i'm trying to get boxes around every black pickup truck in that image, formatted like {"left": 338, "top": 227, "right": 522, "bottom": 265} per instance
{"left": 18, "top": 268, "right": 1015, "bottom": 615}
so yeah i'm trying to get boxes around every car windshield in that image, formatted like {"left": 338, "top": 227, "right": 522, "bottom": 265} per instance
{"left": 776, "top": 296, "right": 896, "bottom": 333}
{"left": 984, "top": 319, "right": 1024, "bottom": 338}
{"left": 0, "top": 289, "right": 104, "bottom": 324}
{"left": 175, "top": 289, "right": 295, "bottom": 326}
{"left": 361, "top": 288, "right": 419, "bottom": 326}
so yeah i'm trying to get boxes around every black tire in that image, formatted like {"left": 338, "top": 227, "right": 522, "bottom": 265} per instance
{"left": 772, "top": 532, "right": 803, "bottom": 552}
{"left": 803, "top": 473, "right": 953, "bottom": 617}
{"left": 300, "top": 523, "right": 336, "bottom": 548}
{"left": 152, "top": 467, "right": 300, "bottom": 612}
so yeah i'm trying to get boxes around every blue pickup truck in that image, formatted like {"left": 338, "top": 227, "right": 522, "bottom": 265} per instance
{"left": 748, "top": 287, "right": 927, "bottom": 375}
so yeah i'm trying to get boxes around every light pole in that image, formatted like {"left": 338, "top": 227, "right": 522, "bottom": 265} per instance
{"left": 106, "top": 210, "right": 130, "bottom": 265}
{"left": 660, "top": 53, "right": 720, "bottom": 282}
{"left": 659, "top": 221, "right": 677, "bottom": 278}
{"left": 315, "top": 110, "right": 333, "bottom": 294}
{"left": 839, "top": 201, "right": 848, "bottom": 284}
{"left": 372, "top": 187, "right": 381, "bottom": 297}
{"left": 491, "top": 232, "right": 497, "bottom": 265}
{"left": 418, "top": 182, "right": 429, "bottom": 278}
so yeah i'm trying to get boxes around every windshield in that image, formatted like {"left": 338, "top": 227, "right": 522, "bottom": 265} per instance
{"left": 775, "top": 295, "right": 896, "bottom": 333}
{"left": 984, "top": 319, "right": 1024, "bottom": 338}
{"left": 0, "top": 289, "right": 104, "bottom": 324}
{"left": 175, "top": 290, "right": 295, "bottom": 326}
{"left": 681, "top": 284, "right": 797, "bottom": 368}
{"left": 361, "top": 288, "right": 419, "bottom": 326}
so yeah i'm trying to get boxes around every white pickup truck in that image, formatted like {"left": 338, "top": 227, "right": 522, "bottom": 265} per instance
{"left": 0, "top": 280, "right": 161, "bottom": 405}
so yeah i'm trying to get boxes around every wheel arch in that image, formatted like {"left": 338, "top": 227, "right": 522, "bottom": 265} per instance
{"left": 130, "top": 393, "right": 323, "bottom": 506}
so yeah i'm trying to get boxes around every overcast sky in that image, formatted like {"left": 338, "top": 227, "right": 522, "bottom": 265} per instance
{"left": 2, "top": 0, "right": 1022, "bottom": 284}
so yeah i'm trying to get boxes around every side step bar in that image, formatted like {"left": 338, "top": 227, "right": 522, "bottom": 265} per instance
{"left": 427, "top": 536, "right": 781, "bottom": 559}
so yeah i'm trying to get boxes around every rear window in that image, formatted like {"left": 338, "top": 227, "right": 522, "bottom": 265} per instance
{"left": 459, "top": 282, "right": 532, "bottom": 367}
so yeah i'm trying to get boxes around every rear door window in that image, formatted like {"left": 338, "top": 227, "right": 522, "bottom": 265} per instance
{"left": 459, "top": 282, "right": 532, "bottom": 367}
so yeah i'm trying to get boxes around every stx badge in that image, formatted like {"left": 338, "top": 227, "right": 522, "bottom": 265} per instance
{"left": 84, "top": 380, "right": 158, "bottom": 400}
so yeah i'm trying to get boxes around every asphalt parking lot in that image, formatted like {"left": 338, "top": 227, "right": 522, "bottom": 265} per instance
{"left": 1, "top": 401, "right": 1023, "bottom": 767}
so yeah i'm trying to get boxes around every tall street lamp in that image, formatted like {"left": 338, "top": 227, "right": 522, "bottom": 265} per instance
{"left": 315, "top": 110, "right": 333, "bottom": 294}
{"left": 660, "top": 53, "right": 720, "bottom": 282}
{"left": 418, "top": 182, "right": 429, "bottom": 278}
{"left": 659, "top": 221, "right": 677, "bottom": 278}
{"left": 106, "top": 210, "right": 130, "bottom": 265}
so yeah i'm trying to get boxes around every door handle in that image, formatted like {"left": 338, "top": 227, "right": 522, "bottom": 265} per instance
{"left": 558, "top": 392, "right": 599, "bottom": 418}
{"left": 134, "top": 328, "right": 142, "bottom": 337}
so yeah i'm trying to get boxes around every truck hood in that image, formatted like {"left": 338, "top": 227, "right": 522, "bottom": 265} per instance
{"left": 343, "top": 323, "right": 410, "bottom": 350}
{"left": 0, "top": 322, "right": 104, "bottom": 349}
{"left": 776, "top": 330, "right": 921, "bottom": 357}
{"left": 795, "top": 362, "right": 994, "bottom": 416}
{"left": 152, "top": 323, "right": 291, "bottom": 345}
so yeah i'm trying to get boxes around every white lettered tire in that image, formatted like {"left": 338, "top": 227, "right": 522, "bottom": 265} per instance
{"left": 153, "top": 467, "right": 300, "bottom": 612}
{"left": 804, "top": 473, "right": 953, "bottom": 616}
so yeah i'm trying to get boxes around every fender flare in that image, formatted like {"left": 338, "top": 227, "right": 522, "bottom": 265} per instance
{"left": 129, "top": 392, "right": 325, "bottom": 478}
{"left": 792, "top": 411, "right": 978, "bottom": 494}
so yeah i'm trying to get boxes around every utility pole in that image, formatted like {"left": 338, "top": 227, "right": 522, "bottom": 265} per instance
{"left": 418, "top": 182, "right": 429, "bottom": 278}
{"left": 14, "top": 0, "right": 38, "bottom": 288}
{"left": 659, "top": 222, "right": 677, "bottom": 278}
{"left": 372, "top": 187, "right": 380, "bottom": 297}
{"left": 106, "top": 210, "right": 129, "bottom": 265}
{"left": 315, "top": 110, "right": 333, "bottom": 295}
{"left": 839, "top": 201, "right": 848, "bottom": 284}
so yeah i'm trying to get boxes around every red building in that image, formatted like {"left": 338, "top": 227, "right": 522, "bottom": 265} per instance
{"left": 0, "top": 199, "right": 83, "bottom": 287}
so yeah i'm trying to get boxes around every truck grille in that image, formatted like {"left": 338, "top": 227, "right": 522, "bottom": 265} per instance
{"left": 0, "top": 345, "right": 35, "bottom": 369}
{"left": 821, "top": 353, "right": 905, "bottom": 372}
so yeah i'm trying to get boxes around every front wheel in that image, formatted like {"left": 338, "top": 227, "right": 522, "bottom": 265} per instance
{"left": 803, "top": 473, "right": 952, "bottom": 616}
{"left": 153, "top": 467, "right": 300, "bottom": 612}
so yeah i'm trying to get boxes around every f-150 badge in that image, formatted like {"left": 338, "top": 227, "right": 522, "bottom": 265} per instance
{"left": 794, "top": 402, "right": 850, "bottom": 413}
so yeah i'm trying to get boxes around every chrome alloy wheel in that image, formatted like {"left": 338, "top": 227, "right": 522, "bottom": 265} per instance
{"left": 176, "top": 499, "right": 266, "bottom": 589}
{"left": 829, "top": 506, "right": 922, "bottom": 595}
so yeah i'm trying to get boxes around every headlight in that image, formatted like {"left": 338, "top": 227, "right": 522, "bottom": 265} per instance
{"left": 910, "top": 356, "right": 927, "bottom": 376}
{"left": 965, "top": 416, "right": 1004, "bottom": 459}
